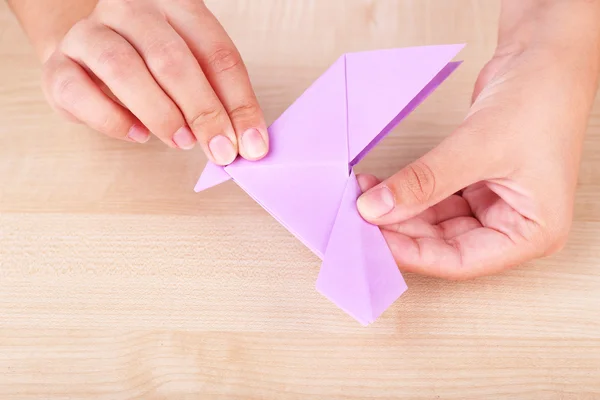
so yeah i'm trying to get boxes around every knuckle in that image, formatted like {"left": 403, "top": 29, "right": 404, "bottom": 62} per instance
{"left": 188, "top": 107, "right": 226, "bottom": 132}
{"left": 96, "top": 44, "right": 136, "bottom": 81}
{"left": 69, "top": 18, "right": 95, "bottom": 38}
{"left": 148, "top": 40, "right": 187, "bottom": 77}
{"left": 147, "top": 103, "right": 184, "bottom": 140}
{"left": 63, "top": 18, "right": 95, "bottom": 50}
{"left": 95, "top": 113, "right": 120, "bottom": 136}
{"left": 49, "top": 70, "right": 81, "bottom": 109}
{"left": 206, "top": 46, "right": 243, "bottom": 74}
{"left": 228, "top": 102, "right": 261, "bottom": 122}
{"left": 443, "top": 239, "right": 472, "bottom": 281}
{"left": 398, "top": 161, "right": 436, "bottom": 204}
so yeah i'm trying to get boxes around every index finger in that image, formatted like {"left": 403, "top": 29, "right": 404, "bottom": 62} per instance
{"left": 383, "top": 227, "right": 540, "bottom": 280}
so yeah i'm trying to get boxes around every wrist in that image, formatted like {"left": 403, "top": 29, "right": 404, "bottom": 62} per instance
{"left": 497, "top": 1, "right": 600, "bottom": 76}
{"left": 499, "top": 0, "right": 600, "bottom": 50}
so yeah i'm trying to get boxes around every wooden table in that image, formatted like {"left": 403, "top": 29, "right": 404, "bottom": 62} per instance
{"left": 1, "top": 1, "right": 599, "bottom": 398}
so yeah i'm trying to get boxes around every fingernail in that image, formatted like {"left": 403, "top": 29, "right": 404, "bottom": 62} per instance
{"left": 241, "top": 128, "right": 267, "bottom": 159}
{"left": 357, "top": 186, "right": 395, "bottom": 219}
{"left": 173, "top": 126, "right": 196, "bottom": 150}
{"left": 209, "top": 135, "right": 237, "bottom": 165}
{"left": 127, "top": 124, "right": 150, "bottom": 143}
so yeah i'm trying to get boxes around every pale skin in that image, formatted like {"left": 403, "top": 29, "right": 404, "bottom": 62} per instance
{"left": 8, "top": 0, "right": 600, "bottom": 279}
{"left": 9, "top": 0, "right": 270, "bottom": 163}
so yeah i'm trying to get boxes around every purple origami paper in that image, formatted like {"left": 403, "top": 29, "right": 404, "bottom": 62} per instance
{"left": 195, "top": 44, "right": 464, "bottom": 325}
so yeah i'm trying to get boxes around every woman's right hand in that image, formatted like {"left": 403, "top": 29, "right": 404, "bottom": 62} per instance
{"left": 42, "top": 0, "right": 269, "bottom": 164}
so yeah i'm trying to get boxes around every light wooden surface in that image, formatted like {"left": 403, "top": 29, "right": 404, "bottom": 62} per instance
{"left": 1, "top": 1, "right": 600, "bottom": 398}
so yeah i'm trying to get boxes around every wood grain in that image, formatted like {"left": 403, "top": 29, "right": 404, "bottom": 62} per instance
{"left": 1, "top": 1, "right": 600, "bottom": 398}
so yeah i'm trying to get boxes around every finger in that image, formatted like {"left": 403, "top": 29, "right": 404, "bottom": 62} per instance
{"left": 416, "top": 194, "right": 472, "bottom": 225}
{"left": 96, "top": 5, "right": 237, "bottom": 163}
{"left": 359, "top": 175, "right": 474, "bottom": 234}
{"left": 384, "top": 218, "right": 441, "bottom": 239}
{"left": 166, "top": 1, "right": 269, "bottom": 160}
{"left": 357, "top": 173, "right": 381, "bottom": 192}
{"left": 438, "top": 216, "right": 482, "bottom": 238}
{"left": 463, "top": 184, "right": 542, "bottom": 246}
{"left": 359, "top": 178, "right": 473, "bottom": 224}
{"left": 42, "top": 51, "right": 149, "bottom": 143}
{"left": 383, "top": 227, "right": 538, "bottom": 280}
{"left": 463, "top": 183, "right": 500, "bottom": 220}
{"left": 384, "top": 215, "right": 480, "bottom": 240}
{"left": 357, "top": 118, "right": 496, "bottom": 225}
{"left": 61, "top": 19, "right": 186, "bottom": 148}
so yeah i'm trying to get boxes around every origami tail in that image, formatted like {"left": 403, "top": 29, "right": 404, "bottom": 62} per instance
{"left": 315, "top": 171, "right": 407, "bottom": 325}
{"left": 194, "top": 161, "right": 231, "bottom": 192}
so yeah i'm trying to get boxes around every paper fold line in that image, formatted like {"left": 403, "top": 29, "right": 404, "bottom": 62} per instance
{"left": 316, "top": 171, "right": 407, "bottom": 325}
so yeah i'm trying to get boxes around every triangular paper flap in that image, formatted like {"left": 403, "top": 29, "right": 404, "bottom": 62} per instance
{"left": 226, "top": 163, "right": 349, "bottom": 258}
{"left": 195, "top": 161, "right": 232, "bottom": 192}
{"left": 316, "top": 172, "right": 407, "bottom": 325}
{"left": 350, "top": 61, "right": 462, "bottom": 166}
{"left": 229, "top": 55, "right": 349, "bottom": 171}
{"left": 346, "top": 44, "right": 464, "bottom": 164}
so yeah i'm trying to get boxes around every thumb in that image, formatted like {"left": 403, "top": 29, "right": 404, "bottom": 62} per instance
{"left": 357, "top": 126, "right": 491, "bottom": 225}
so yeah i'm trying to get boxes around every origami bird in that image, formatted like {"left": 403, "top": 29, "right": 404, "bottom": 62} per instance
{"left": 195, "top": 44, "right": 464, "bottom": 325}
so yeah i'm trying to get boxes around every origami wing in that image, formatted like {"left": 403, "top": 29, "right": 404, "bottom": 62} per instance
{"left": 347, "top": 50, "right": 462, "bottom": 166}
{"left": 195, "top": 44, "right": 464, "bottom": 324}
